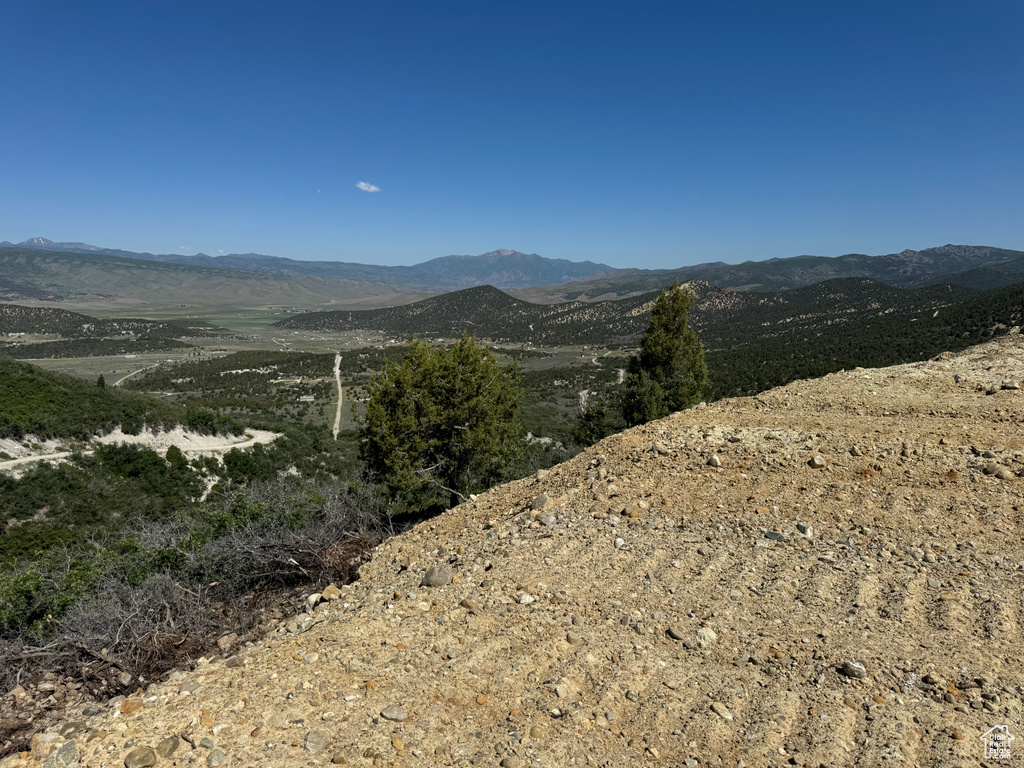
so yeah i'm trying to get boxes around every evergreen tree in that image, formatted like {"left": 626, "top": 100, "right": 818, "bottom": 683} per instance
{"left": 96, "top": 374, "right": 106, "bottom": 388}
{"left": 622, "top": 282, "right": 707, "bottom": 426}
{"left": 361, "top": 334, "right": 523, "bottom": 512}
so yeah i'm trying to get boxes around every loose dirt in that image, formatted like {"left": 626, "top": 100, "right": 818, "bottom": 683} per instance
{"left": 6, "top": 334, "right": 1023, "bottom": 767}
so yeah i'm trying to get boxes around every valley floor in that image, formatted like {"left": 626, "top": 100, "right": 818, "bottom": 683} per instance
{"left": 7, "top": 334, "right": 1024, "bottom": 767}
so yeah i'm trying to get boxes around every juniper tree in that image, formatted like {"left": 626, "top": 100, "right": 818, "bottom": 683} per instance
{"left": 622, "top": 282, "right": 707, "bottom": 426}
{"left": 361, "top": 334, "right": 523, "bottom": 512}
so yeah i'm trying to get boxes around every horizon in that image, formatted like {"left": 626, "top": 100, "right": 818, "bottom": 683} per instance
{"left": 5, "top": 236, "right": 1017, "bottom": 273}
{"left": 2, "top": 1, "right": 1022, "bottom": 268}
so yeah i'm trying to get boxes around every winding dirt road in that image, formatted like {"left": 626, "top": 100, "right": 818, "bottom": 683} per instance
{"left": 332, "top": 353, "right": 343, "bottom": 439}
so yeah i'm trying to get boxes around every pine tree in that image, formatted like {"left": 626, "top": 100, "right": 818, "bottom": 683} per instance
{"left": 622, "top": 282, "right": 707, "bottom": 426}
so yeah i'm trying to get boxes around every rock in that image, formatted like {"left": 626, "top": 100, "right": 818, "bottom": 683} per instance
{"left": 226, "top": 656, "right": 244, "bottom": 668}
{"left": 331, "top": 749, "right": 349, "bottom": 764}
{"left": 840, "top": 661, "right": 867, "bottom": 679}
{"left": 123, "top": 747, "right": 157, "bottom": 768}
{"left": 711, "top": 702, "right": 734, "bottom": 721}
{"left": 306, "top": 593, "right": 322, "bottom": 610}
{"left": 206, "top": 749, "right": 227, "bottom": 767}
{"left": 996, "top": 467, "right": 1015, "bottom": 480}
{"left": 216, "top": 633, "right": 238, "bottom": 651}
{"left": 155, "top": 736, "right": 180, "bottom": 758}
{"left": 380, "top": 706, "right": 408, "bottom": 722}
{"left": 1001, "top": 380, "right": 1020, "bottom": 390}
{"left": 116, "top": 671, "right": 133, "bottom": 688}
{"left": 322, "top": 584, "right": 342, "bottom": 600}
{"left": 696, "top": 627, "right": 717, "bottom": 648}
{"left": 613, "top": 537, "right": 625, "bottom": 549}
{"left": 305, "top": 730, "right": 329, "bottom": 754}
{"left": 120, "top": 698, "right": 144, "bottom": 715}
{"left": 764, "top": 531, "right": 787, "bottom": 543}
{"left": 796, "top": 522, "right": 812, "bottom": 537}
{"left": 531, "top": 494, "right": 550, "bottom": 511}
{"left": 566, "top": 630, "right": 584, "bottom": 645}
{"left": 47, "top": 741, "right": 80, "bottom": 768}
{"left": 667, "top": 626, "right": 686, "bottom": 641}
{"left": 178, "top": 680, "right": 202, "bottom": 695}
{"left": 500, "top": 757, "right": 522, "bottom": 768}
{"left": 983, "top": 463, "right": 1000, "bottom": 475}
{"left": 535, "top": 469, "right": 550, "bottom": 481}
{"left": 460, "top": 598, "right": 482, "bottom": 614}
{"left": 808, "top": 455, "right": 827, "bottom": 469}
{"left": 420, "top": 564, "right": 453, "bottom": 588}
{"left": 707, "top": 454, "right": 722, "bottom": 468}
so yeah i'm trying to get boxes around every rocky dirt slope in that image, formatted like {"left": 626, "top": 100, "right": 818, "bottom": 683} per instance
{"left": 6, "top": 334, "right": 1024, "bottom": 768}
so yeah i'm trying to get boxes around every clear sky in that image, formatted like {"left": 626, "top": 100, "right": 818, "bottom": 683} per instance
{"left": 2, "top": 1, "right": 1021, "bottom": 268}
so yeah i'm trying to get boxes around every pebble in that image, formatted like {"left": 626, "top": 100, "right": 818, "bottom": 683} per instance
{"left": 381, "top": 706, "right": 408, "bottom": 722}
{"left": 420, "top": 564, "right": 453, "bottom": 587}
{"left": 667, "top": 626, "right": 686, "bottom": 641}
{"left": 711, "top": 702, "right": 734, "bottom": 721}
{"left": 123, "top": 746, "right": 157, "bottom": 768}
{"left": 306, "top": 730, "right": 329, "bottom": 754}
{"left": 155, "top": 735, "right": 180, "bottom": 758}
{"left": 808, "top": 455, "right": 827, "bottom": 469}
{"left": 531, "top": 494, "right": 550, "bottom": 511}
{"left": 841, "top": 661, "right": 867, "bottom": 679}
{"left": 707, "top": 454, "right": 722, "bottom": 467}
{"left": 696, "top": 627, "right": 717, "bottom": 648}
{"left": 206, "top": 749, "right": 227, "bottom": 767}
{"left": 460, "top": 598, "right": 482, "bottom": 614}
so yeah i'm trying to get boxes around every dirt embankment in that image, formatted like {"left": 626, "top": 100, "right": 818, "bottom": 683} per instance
{"left": 5, "top": 334, "right": 1024, "bottom": 767}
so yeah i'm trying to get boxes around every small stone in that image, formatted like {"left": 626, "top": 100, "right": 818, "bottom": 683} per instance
{"left": 322, "top": 584, "right": 342, "bottom": 600}
{"left": 711, "top": 702, "right": 734, "bottom": 721}
{"left": 667, "top": 626, "right": 686, "bottom": 641}
{"left": 696, "top": 627, "right": 717, "bottom": 648}
{"left": 331, "top": 749, "right": 349, "bottom": 764}
{"left": 707, "top": 454, "right": 722, "bottom": 468}
{"left": 541, "top": 515, "right": 556, "bottom": 526}
{"left": 796, "top": 522, "right": 812, "bottom": 537}
{"left": 476, "top": 694, "right": 488, "bottom": 705}
{"left": 614, "top": 537, "right": 625, "bottom": 549}
{"left": 420, "top": 565, "right": 453, "bottom": 588}
{"left": 1001, "top": 380, "right": 1020, "bottom": 390}
{"left": 123, "top": 747, "right": 157, "bottom": 768}
{"left": 460, "top": 598, "right": 482, "bottom": 614}
{"left": 155, "top": 736, "right": 180, "bottom": 758}
{"left": 216, "top": 633, "right": 238, "bottom": 651}
{"left": 305, "top": 730, "right": 329, "bottom": 754}
{"left": 178, "top": 680, "right": 202, "bottom": 695}
{"left": 120, "top": 698, "right": 144, "bottom": 715}
{"left": 306, "top": 593, "right": 322, "bottom": 610}
{"left": 518, "top": 593, "right": 536, "bottom": 605}
{"left": 226, "top": 656, "right": 244, "bottom": 668}
{"left": 840, "top": 661, "right": 867, "bottom": 679}
{"left": 996, "top": 468, "right": 1015, "bottom": 480}
{"left": 206, "top": 749, "right": 227, "bottom": 767}
{"left": 566, "top": 630, "right": 584, "bottom": 645}
{"left": 381, "top": 706, "right": 408, "bottom": 722}
{"left": 500, "top": 758, "right": 522, "bottom": 768}
{"left": 531, "top": 494, "right": 550, "bottom": 511}
{"left": 983, "top": 463, "right": 1000, "bottom": 475}
{"left": 48, "top": 741, "right": 81, "bottom": 768}
{"left": 199, "top": 738, "right": 215, "bottom": 749}
{"left": 116, "top": 671, "right": 133, "bottom": 688}
{"left": 808, "top": 455, "right": 826, "bottom": 469}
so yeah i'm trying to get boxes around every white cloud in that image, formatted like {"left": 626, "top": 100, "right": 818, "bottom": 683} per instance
{"left": 179, "top": 245, "right": 190, "bottom": 251}
{"left": 356, "top": 181, "right": 381, "bottom": 193}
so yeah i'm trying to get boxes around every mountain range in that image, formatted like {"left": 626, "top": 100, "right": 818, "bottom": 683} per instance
{"left": 1, "top": 238, "right": 1023, "bottom": 310}
{"left": 0, "top": 240, "right": 613, "bottom": 291}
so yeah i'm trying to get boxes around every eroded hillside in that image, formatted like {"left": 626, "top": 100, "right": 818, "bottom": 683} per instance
{"left": 6, "top": 334, "right": 1024, "bottom": 767}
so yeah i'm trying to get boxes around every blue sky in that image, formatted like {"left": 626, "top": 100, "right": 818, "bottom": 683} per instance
{"left": 1, "top": 1, "right": 1021, "bottom": 268}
